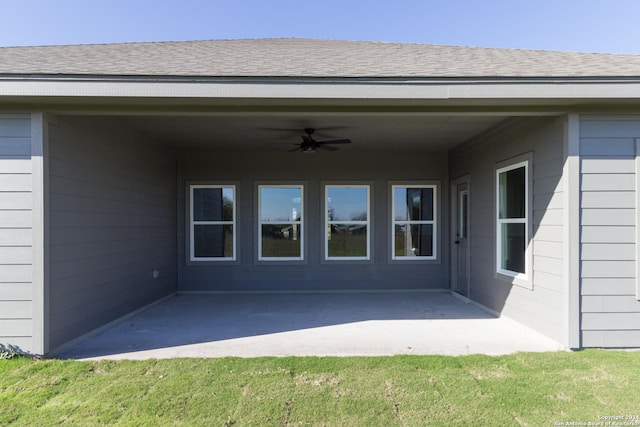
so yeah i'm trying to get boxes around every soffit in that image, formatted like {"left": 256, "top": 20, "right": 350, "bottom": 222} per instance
{"left": 121, "top": 114, "right": 512, "bottom": 151}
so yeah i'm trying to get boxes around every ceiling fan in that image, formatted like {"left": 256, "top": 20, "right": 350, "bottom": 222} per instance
{"left": 288, "top": 128, "right": 351, "bottom": 153}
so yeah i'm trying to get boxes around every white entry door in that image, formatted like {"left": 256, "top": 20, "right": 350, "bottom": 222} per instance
{"left": 451, "top": 177, "right": 470, "bottom": 296}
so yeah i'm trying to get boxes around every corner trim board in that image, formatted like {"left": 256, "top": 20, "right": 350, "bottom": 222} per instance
{"left": 564, "top": 113, "right": 581, "bottom": 348}
{"left": 30, "top": 112, "right": 48, "bottom": 355}
{"left": 635, "top": 138, "right": 640, "bottom": 301}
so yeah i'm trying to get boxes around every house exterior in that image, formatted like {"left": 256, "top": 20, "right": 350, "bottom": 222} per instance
{"left": 0, "top": 38, "right": 639, "bottom": 355}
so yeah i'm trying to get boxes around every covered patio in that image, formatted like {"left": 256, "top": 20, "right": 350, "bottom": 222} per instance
{"left": 54, "top": 292, "right": 563, "bottom": 360}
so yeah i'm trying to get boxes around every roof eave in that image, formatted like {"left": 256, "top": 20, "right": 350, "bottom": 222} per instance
{"left": 2, "top": 74, "right": 640, "bottom": 110}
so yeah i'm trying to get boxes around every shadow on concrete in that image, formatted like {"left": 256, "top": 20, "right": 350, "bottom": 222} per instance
{"left": 55, "top": 291, "right": 503, "bottom": 359}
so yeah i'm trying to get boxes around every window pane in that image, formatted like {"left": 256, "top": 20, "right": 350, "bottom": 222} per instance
{"left": 260, "top": 187, "right": 302, "bottom": 222}
{"left": 261, "top": 224, "right": 301, "bottom": 258}
{"left": 394, "top": 224, "right": 433, "bottom": 257}
{"left": 327, "top": 187, "right": 368, "bottom": 221}
{"left": 499, "top": 167, "right": 525, "bottom": 219}
{"left": 394, "top": 187, "right": 433, "bottom": 221}
{"left": 193, "top": 187, "right": 234, "bottom": 222}
{"left": 194, "top": 224, "right": 233, "bottom": 258}
{"left": 327, "top": 224, "right": 367, "bottom": 257}
{"left": 500, "top": 222, "right": 525, "bottom": 273}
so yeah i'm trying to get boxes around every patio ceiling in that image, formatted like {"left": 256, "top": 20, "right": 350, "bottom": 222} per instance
{"left": 120, "top": 113, "right": 514, "bottom": 151}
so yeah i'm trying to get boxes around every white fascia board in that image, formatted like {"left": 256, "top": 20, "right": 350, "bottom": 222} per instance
{"left": 2, "top": 78, "right": 640, "bottom": 101}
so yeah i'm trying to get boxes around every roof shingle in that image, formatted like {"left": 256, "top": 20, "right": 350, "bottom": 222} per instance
{"left": 1, "top": 38, "right": 640, "bottom": 78}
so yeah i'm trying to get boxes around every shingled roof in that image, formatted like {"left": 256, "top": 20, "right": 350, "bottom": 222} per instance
{"left": 1, "top": 38, "right": 640, "bottom": 79}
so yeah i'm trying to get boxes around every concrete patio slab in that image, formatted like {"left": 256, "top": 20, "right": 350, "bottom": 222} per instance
{"left": 54, "top": 292, "right": 565, "bottom": 360}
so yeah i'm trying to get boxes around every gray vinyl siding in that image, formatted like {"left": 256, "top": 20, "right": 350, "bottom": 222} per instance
{"left": 0, "top": 114, "right": 34, "bottom": 353}
{"left": 179, "top": 149, "right": 448, "bottom": 291}
{"left": 579, "top": 115, "right": 640, "bottom": 348}
{"left": 449, "top": 117, "right": 565, "bottom": 343}
{"left": 48, "top": 116, "right": 177, "bottom": 351}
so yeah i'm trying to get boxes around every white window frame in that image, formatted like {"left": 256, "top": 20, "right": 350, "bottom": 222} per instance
{"left": 391, "top": 184, "right": 437, "bottom": 260}
{"left": 258, "top": 184, "right": 304, "bottom": 261}
{"left": 189, "top": 184, "right": 236, "bottom": 262}
{"left": 495, "top": 160, "right": 530, "bottom": 284}
{"left": 324, "top": 184, "right": 371, "bottom": 261}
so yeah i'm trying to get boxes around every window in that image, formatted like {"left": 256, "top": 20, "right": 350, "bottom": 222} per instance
{"left": 190, "top": 185, "right": 235, "bottom": 261}
{"left": 392, "top": 185, "right": 436, "bottom": 260}
{"left": 259, "top": 185, "right": 303, "bottom": 261}
{"left": 496, "top": 161, "right": 528, "bottom": 279}
{"left": 325, "top": 185, "right": 370, "bottom": 260}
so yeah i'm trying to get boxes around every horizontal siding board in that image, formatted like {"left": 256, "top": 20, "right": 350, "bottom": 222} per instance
{"left": 0, "top": 159, "right": 31, "bottom": 174}
{"left": 50, "top": 241, "right": 174, "bottom": 264}
{"left": 0, "top": 210, "right": 32, "bottom": 228}
{"left": 581, "top": 191, "right": 635, "bottom": 208}
{"left": 0, "top": 319, "right": 32, "bottom": 336}
{"left": 0, "top": 174, "right": 32, "bottom": 192}
{"left": 0, "top": 283, "right": 32, "bottom": 300}
{"left": 0, "top": 265, "right": 32, "bottom": 283}
{"left": 579, "top": 138, "right": 635, "bottom": 155}
{"left": 533, "top": 240, "right": 562, "bottom": 258}
{"left": 0, "top": 247, "right": 32, "bottom": 264}
{"left": 581, "top": 174, "right": 635, "bottom": 191}
{"left": 533, "top": 255, "right": 563, "bottom": 276}
{"left": 533, "top": 191, "right": 562, "bottom": 210}
{"left": 0, "top": 301, "right": 32, "bottom": 318}
{"left": 581, "top": 209, "right": 635, "bottom": 226}
{"left": 0, "top": 229, "right": 32, "bottom": 246}
{"left": 580, "top": 119, "right": 640, "bottom": 138}
{"left": 582, "top": 295, "right": 640, "bottom": 313}
{"left": 582, "top": 243, "right": 635, "bottom": 261}
{"left": 49, "top": 192, "right": 170, "bottom": 214}
{"left": 49, "top": 226, "right": 164, "bottom": 246}
{"left": 532, "top": 270, "right": 563, "bottom": 290}
{"left": 581, "top": 157, "right": 635, "bottom": 174}
{"left": 532, "top": 176, "right": 561, "bottom": 195}
{"left": 48, "top": 115, "right": 178, "bottom": 349}
{"left": 532, "top": 225, "right": 563, "bottom": 243}
{"left": 0, "top": 336, "right": 32, "bottom": 351}
{"left": 581, "top": 115, "right": 640, "bottom": 121}
{"left": 0, "top": 192, "right": 32, "bottom": 210}
{"left": 0, "top": 118, "right": 30, "bottom": 138}
{"left": 51, "top": 212, "right": 174, "bottom": 228}
{"left": 581, "top": 278, "right": 636, "bottom": 296}
{"left": 582, "top": 313, "right": 640, "bottom": 330}
{"left": 532, "top": 157, "right": 563, "bottom": 180}
{"left": 578, "top": 115, "right": 640, "bottom": 347}
{"left": 582, "top": 330, "right": 640, "bottom": 347}
{"left": 533, "top": 208, "right": 562, "bottom": 226}
{"left": 49, "top": 176, "right": 170, "bottom": 208}
{"left": 581, "top": 226, "right": 635, "bottom": 243}
{"left": 0, "top": 138, "right": 32, "bottom": 157}
{"left": 581, "top": 260, "right": 635, "bottom": 278}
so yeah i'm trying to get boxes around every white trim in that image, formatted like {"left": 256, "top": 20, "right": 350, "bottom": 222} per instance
{"left": 391, "top": 184, "right": 437, "bottom": 260}
{"left": 5, "top": 80, "right": 640, "bottom": 102}
{"left": 636, "top": 138, "right": 640, "bottom": 301}
{"left": 189, "top": 184, "right": 236, "bottom": 262}
{"left": 31, "top": 113, "right": 47, "bottom": 355}
{"left": 258, "top": 184, "right": 304, "bottom": 261}
{"left": 564, "top": 114, "right": 581, "bottom": 348}
{"left": 450, "top": 175, "right": 471, "bottom": 297}
{"left": 495, "top": 160, "right": 531, "bottom": 286}
{"left": 324, "top": 184, "right": 371, "bottom": 261}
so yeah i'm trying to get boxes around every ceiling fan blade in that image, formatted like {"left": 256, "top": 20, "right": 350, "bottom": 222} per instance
{"left": 288, "top": 146, "right": 302, "bottom": 152}
{"left": 319, "top": 139, "right": 351, "bottom": 145}
{"left": 316, "top": 145, "right": 339, "bottom": 151}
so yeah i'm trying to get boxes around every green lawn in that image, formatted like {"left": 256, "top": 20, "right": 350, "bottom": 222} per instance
{"left": 1, "top": 351, "right": 639, "bottom": 426}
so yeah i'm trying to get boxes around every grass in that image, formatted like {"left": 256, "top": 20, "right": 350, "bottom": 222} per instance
{"left": 1, "top": 351, "right": 640, "bottom": 426}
